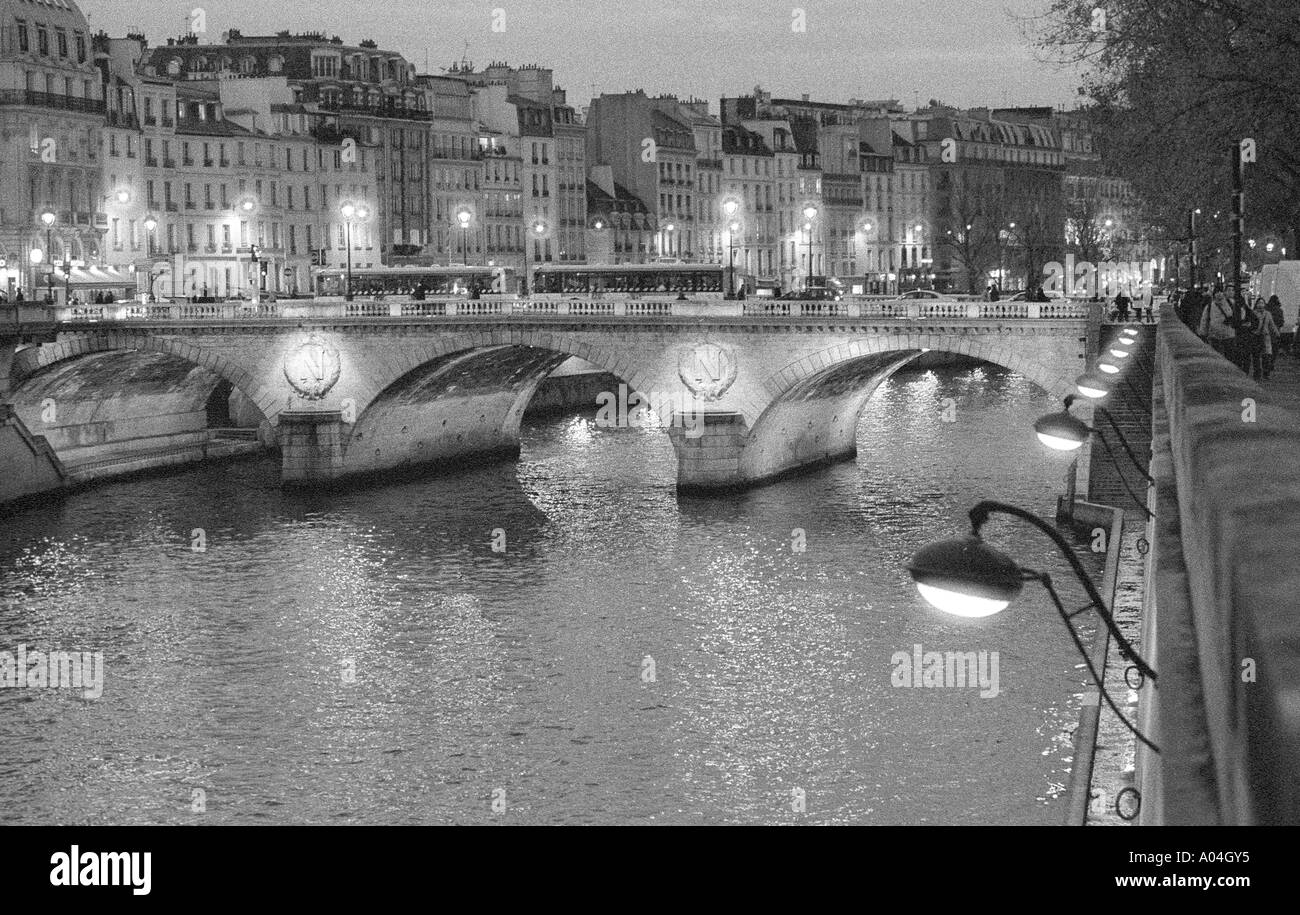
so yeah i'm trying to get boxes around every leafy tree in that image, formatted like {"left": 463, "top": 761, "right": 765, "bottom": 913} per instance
{"left": 1028, "top": 0, "right": 1300, "bottom": 261}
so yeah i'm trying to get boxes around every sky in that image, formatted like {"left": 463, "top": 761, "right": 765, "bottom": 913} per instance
{"left": 78, "top": 0, "right": 1087, "bottom": 113}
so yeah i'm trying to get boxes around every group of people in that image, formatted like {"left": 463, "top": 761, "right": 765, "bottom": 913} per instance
{"left": 1181, "top": 286, "right": 1292, "bottom": 381}
{"left": 0, "top": 288, "right": 123, "bottom": 306}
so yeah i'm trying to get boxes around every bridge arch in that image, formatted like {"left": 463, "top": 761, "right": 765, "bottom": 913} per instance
{"left": 338, "top": 330, "right": 662, "bottom": 479}
{"left": 761, "top": 330, "right": 1075, "bottom": 404}
{"left": 9, "top": 331, "right": 270, "bottom": 410}
{"left": 729, "top": 330, "right": 1077, "bottom": 487}
{"left": 7, "top": 333, "right": 272, "bottom": 466}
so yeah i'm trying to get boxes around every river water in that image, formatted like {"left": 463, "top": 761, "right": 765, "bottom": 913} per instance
{"left": 0, "top": 364, "right": 1101, "bottom": 825}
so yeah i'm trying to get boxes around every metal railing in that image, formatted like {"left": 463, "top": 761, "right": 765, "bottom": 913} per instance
{"left": 0, "top": 89, "right": 106, "bottom": 114}
{"left": 12, "top": 297, "right": 1091, "bottom": 325}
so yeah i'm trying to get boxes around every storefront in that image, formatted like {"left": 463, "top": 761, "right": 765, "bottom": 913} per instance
{"left": 37, "top": 265, "right": 140, "bottom": 305}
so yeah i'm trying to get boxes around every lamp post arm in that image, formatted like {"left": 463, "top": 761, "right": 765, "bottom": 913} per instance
{"left": 967, "top": 500, "right": 1157, "bottom": 682}
{"left": 1094, "top": 407, "right": 1154, "bottom": 484}
{"left": 1037, "top": 572, "right": 1160, "bottom": 754}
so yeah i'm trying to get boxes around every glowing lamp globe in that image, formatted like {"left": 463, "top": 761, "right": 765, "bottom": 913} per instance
{"left": 1109, "top": 348, "right": 1130, "bottom": 359}
{"left": 1075, "top": 373, "right": 1110, "bottom": 400}
{"left": 1034, "top": 409, "right": 1090, "bottom": 451}
{"left": 908, "top": 535, "right": 1024, "bottom": 618}
{"left": 1098, "top": 359, "right": 1121, "bottom": 375}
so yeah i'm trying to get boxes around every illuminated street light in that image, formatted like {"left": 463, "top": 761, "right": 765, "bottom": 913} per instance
{"left": 1075, "top": 371, "right": 1110, "bottom": 400}
{"left": 455, "top": 206, "right": 473, "bottom": 268}
{"left": 40, "top": 209, "right": 56, "bottom": 302}
{"left": 802, "top": 205, "right": 818, "bottom": 290}
{"left": 906, "top": 500, "right": 1159, "bottom": 752}
{"left": 340, "top": 201, "right": 371, "bottom": 300}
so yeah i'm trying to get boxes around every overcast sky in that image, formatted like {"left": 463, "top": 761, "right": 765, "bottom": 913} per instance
{"left": 80, "top": 0, "right": 1084, "bottom": 112}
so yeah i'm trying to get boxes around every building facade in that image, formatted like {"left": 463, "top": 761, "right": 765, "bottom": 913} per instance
{"left": 0, "top": 0, "right": 110, "bottom": 301}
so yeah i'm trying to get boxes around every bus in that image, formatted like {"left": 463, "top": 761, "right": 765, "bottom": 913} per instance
{"left": 531, "top": 263, "right": 726, "bottom": 297}
{"left": 313, "top": 265, "right": 517, "bottom": 298}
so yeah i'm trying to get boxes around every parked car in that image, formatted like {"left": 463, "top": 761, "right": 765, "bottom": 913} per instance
{"left": 1007, "top": 289, "right": 1064, "bottom": 302}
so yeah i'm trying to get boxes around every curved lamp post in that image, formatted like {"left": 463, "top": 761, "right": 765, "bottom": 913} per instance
{"left": 1034, "top": 396, "right": 1155, "bottom": 519}
{"left": 907, "top": 500, "right": 1159, "bottom": 753}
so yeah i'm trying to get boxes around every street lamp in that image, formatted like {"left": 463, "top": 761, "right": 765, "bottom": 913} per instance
{"left": 40, "top": 209, "right": 56, "bottom": 303}
{"left": 1033, "top": 396, "right": 1155, "bottom": 518}
{"left": 528, "top": 218, "right": 548, "bottom": 293}
{"left": 341, "top": 202, "right": 369, "bottom": 301}
{"left": 727, "top": 220, "right": 741, "bottom": 299}
{"left": 28, "top": 248, "right": 43, "bottom": 302}
{"left": 906, "top": 500, "right": 1159, "bottom": 752}
{"left": 661, "top": 222, "right": 675, "bottom": 258}
{"left": 802, "top": 204, "right": 818, "bottom": 290}
{"left": 722, "top": 199, "right": 740, "bottom": 297}
{"left": 858, "top": 218, "right": 876, "bottom": 291}
{"left": 455, "top": 206, "right": 473, "bottom": 267}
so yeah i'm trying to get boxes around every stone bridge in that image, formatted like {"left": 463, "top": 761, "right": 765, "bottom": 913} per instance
{"left": 1, "top": 298, "right": 1089, "bottom": 492}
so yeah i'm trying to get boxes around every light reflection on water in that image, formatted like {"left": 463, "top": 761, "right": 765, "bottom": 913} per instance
{"left": 0, "top": 365, "right": 1099, "bottom": 825}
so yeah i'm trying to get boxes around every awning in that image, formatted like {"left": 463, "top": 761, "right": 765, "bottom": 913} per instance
{"left": 56, "top": 265, "right": 140, "bottom": 288}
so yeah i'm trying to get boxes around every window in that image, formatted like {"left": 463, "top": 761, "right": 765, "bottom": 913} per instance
{"left": 16, "top": 20, "right": 28, "bottom": 53}
{"left": 56, "top": 29, "right": 67, "bottom": 58}
{"left": 37, "top": 27, "right": 49, "bottom": 57}
{"left": 75, "top": 34, "right": 85, "bottom": 63}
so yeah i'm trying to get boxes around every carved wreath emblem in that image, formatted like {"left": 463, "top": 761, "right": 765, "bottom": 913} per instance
{"left": 283, "top": 334, "right": 342, "bottom": 400}
{"left": 678, "top": 343, "right": 737, "bottom": 402}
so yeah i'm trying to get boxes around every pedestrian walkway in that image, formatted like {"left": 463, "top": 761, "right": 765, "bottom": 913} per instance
{"left": 1260, "top": 345, "right": 1300, "bottom": 413}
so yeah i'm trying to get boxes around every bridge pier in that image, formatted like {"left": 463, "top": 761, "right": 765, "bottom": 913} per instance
{"left": 669, "top": 412, "right": 750, "bottom": 491}
{"left": 279, "top": 410, "right": 348, "bottom": 485}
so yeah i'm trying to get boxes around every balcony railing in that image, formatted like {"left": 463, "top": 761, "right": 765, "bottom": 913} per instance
{"left": 163, "top": 159, "right": 176, "bottom": 169}
{"left": 0, "top": 89, "right": 106, "bottom": 115}
{"left": 317, "top": 100, "right": 432, "bottom": 122}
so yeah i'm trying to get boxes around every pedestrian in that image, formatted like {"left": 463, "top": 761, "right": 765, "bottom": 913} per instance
{"left": 1114, "top": 289, "right": 1131, "bottom": 322}
{"left": 15, "top": 288, "right": 24, "bottom": 304}
{"left": 1251, "top": 299, "right": 1279, "bottom": 380}
{"left": 989, "top": 283, "right": 1000, "bottom": 302}
{"left": 1198, "top": 288, "right": 1238, "bottom": 359}
{"left": 1266, "top": 295, "right": 1289, "bottom": 355}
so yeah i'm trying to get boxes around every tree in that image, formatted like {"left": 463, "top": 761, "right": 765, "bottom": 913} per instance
{"left": 1028, "top": 0, "right": 1300, "bottom": 260}
{"left": 935, "top": 172, "right": 1004, "bottom": 294}
{"left": 1064, "top": 181, "right": 1108, "bottom": 265}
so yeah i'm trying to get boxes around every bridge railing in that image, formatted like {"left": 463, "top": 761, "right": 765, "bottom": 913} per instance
{"left": 20, "top": 298, "right": 1091, "bottom": 324}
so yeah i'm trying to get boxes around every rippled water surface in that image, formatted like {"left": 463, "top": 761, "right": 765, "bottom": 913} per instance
{"left": 0, "top": 365, "right": 1101, "bottom": 824}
